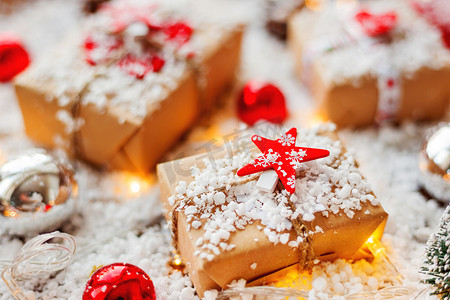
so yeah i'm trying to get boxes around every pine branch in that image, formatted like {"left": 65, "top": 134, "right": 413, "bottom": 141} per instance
{"left": 421, "top": 205, "right": 450, "bottom": 299}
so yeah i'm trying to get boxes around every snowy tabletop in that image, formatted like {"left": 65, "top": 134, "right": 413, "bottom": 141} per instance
{"left": 0, "top": 0, "right": 448, "bottom": 299}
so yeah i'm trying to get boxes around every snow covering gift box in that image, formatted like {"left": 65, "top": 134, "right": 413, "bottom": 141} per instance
{"left": 288, "top": 0, "right": 450, "bottom": 127}
{"left": 14, "top": 0, "right": 243, "bottom": 173}
{"left": 157, "top": 124, "right": 388, "bottom": 296}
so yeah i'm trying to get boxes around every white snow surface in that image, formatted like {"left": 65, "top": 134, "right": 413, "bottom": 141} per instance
{"left": 0, "top": 0, "right": 448, "bottom": 299}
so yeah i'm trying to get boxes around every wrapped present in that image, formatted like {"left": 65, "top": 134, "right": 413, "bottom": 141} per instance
{"left": 157, "top": 124, "right": 388, "bottom": 296}
{"left": 265, "top": 0, "right": 304, "bottom": 40}
{"left": 14, "top": 0, "right": 243, "bottom": 173}
{"left": 288, "top": 0, "right": 450, "bottom": 127}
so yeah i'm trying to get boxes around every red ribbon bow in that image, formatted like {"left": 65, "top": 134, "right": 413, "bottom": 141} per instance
{"left": 355, "top": 10, "right": 398, "bottom": 37}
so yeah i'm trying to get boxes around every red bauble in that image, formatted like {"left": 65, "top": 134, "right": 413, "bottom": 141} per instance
{"left": 237, "top": 81, "right": 287, "bottom": 126}
{"left": 355, "top": 10, "right": 397, "bottom": 37}
{"left": 83, "top": 263, "right": 156, "bottom": 300}
{"left": 0, "top": 34, "right": 30, "bottom": 82}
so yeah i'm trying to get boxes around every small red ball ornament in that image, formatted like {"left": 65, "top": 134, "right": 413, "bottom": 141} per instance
{"left": 237, "top": 81, "right": 287, "bottom": 126}
{"left": 83, "top": 263, "right": 156, "bottom": 300}
{"left": 0, "top": 33, "right": 30, "bottom": 82}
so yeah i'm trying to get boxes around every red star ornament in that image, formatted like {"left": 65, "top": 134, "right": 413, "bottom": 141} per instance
{"left": 237, "top": 128, "right": 330, "bottom": 194}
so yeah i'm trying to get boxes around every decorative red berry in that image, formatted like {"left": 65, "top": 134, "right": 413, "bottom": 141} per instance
{"left": 237, "top": 81, "right": 287, "bottom": 126}
{"left": 83, "top": 34, "right": 123, "bottom": 66}
{"left": 164, "top": 22, "right": 193, "bottom": 45}
{"left": 118, "top": 54, "right": 165, "bottom": 79}
{"left": 386, "top": 78, "right": 395, "bottom": 88}
{"left": 83, "top": 263, "right": 156, "bottom": 300}
{"left": 355, "top": 10, "right": 397, "bottom": 37}
{"left": 0, "top": 33, "right": 30, "bottom": 82}
{"left": 151, "top": 55, "right": 165, "bottom": 72}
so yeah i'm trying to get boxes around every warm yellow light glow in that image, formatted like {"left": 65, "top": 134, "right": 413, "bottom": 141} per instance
{"left": 129, "top": 181, "right": 141, "bottom": 194}
{"left": 273, "top": 268, "right": 311, "bottom": 291}
{"left": 364, "top": 236, "right": 386, "bottom": 259}
{"left": 308, "top": 111, "right": 328, "bottom": 127}
{"left": 117, "top": 173, "right": 155, "bottom": 197}
{"left": 173, "top": 255, "right": 182, "bottom": 266}
{"left": 168, "top": 253, "right": 186, "bottom": 273}
{"left": 363, "top": 234, "right": 404, "bottom": 284}
{"left": 191, "top": 124, "right": 222, "bottom": 144}
{"left": 306, "top": 0, "right": 324, "bottom": 11}
{"left": 4, "top": 211, "right": 17, "bottom": 217}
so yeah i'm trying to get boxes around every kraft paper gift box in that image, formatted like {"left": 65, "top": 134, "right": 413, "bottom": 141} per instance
{"left": 14, "top": 0, "right": 243, "bottom": 173}
{"left": 288, "top": 0, "right": 450, "bottom": 127}
{"left": 77, "top": 58, "right": 199, "bottom": 173}
{"left": 157, "top": 124, "right": 388, "bottom": 296}
{"left": 14, "top": 33, "right": 95, "bottom": 156}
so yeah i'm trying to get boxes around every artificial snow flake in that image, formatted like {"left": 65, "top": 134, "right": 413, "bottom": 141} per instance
{"left": 252, "top": 149, "right": 280, "bottom": 168}
{"left": 286, "top": 175, "right": 296, "bottom": 188}
{"left": 278, "top": 133, "right": 296, "bottom": 146}
{"left": 286, "top": 149, "right": 307, "bottom": 167}
{"left": 237, "top": 128, "right": 330, "bottom": 194}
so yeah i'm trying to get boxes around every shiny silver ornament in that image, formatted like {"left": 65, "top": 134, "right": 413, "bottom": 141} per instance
{"left": 0, "top": 149, "right": 77, "bottom": 236}
{"left": 420, "top": 123, "right": 450, "bottom": 203}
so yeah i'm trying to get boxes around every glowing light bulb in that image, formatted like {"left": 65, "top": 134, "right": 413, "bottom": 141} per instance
{"left": 173, "top": 256, "right": 182, "bottom": 266}
{"left": 168, "top": 253, "right": 186, "bottom": 273}
{"left": 364, "top": 235, "right": 386, "bottom": 259}
{"left": 130, "top": 181, "right": 141, "bottom": 194}
{"left": 4, "top": 211, "right": 17, "bottom": 217}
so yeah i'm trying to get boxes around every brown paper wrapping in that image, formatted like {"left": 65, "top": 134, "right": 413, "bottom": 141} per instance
{"left": 77, "top": 69, "right": 199, "bottom": 173}
{"left": 288, "top": 11, "right": 450, "bottom": 128}
{"left": 14, "top": 37, "right": 90, "bottom": 156}
{"left": 14, "top": 27, "right": 243, "bottom": 173}
{"left": 157, "top": 131, "right": 388, "bottom": 296}
{"left": 15, "top": 78, "right": 77, "bottom": 155}
{"left": 198, "top": 27, "right": 244, "bottom": 111}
